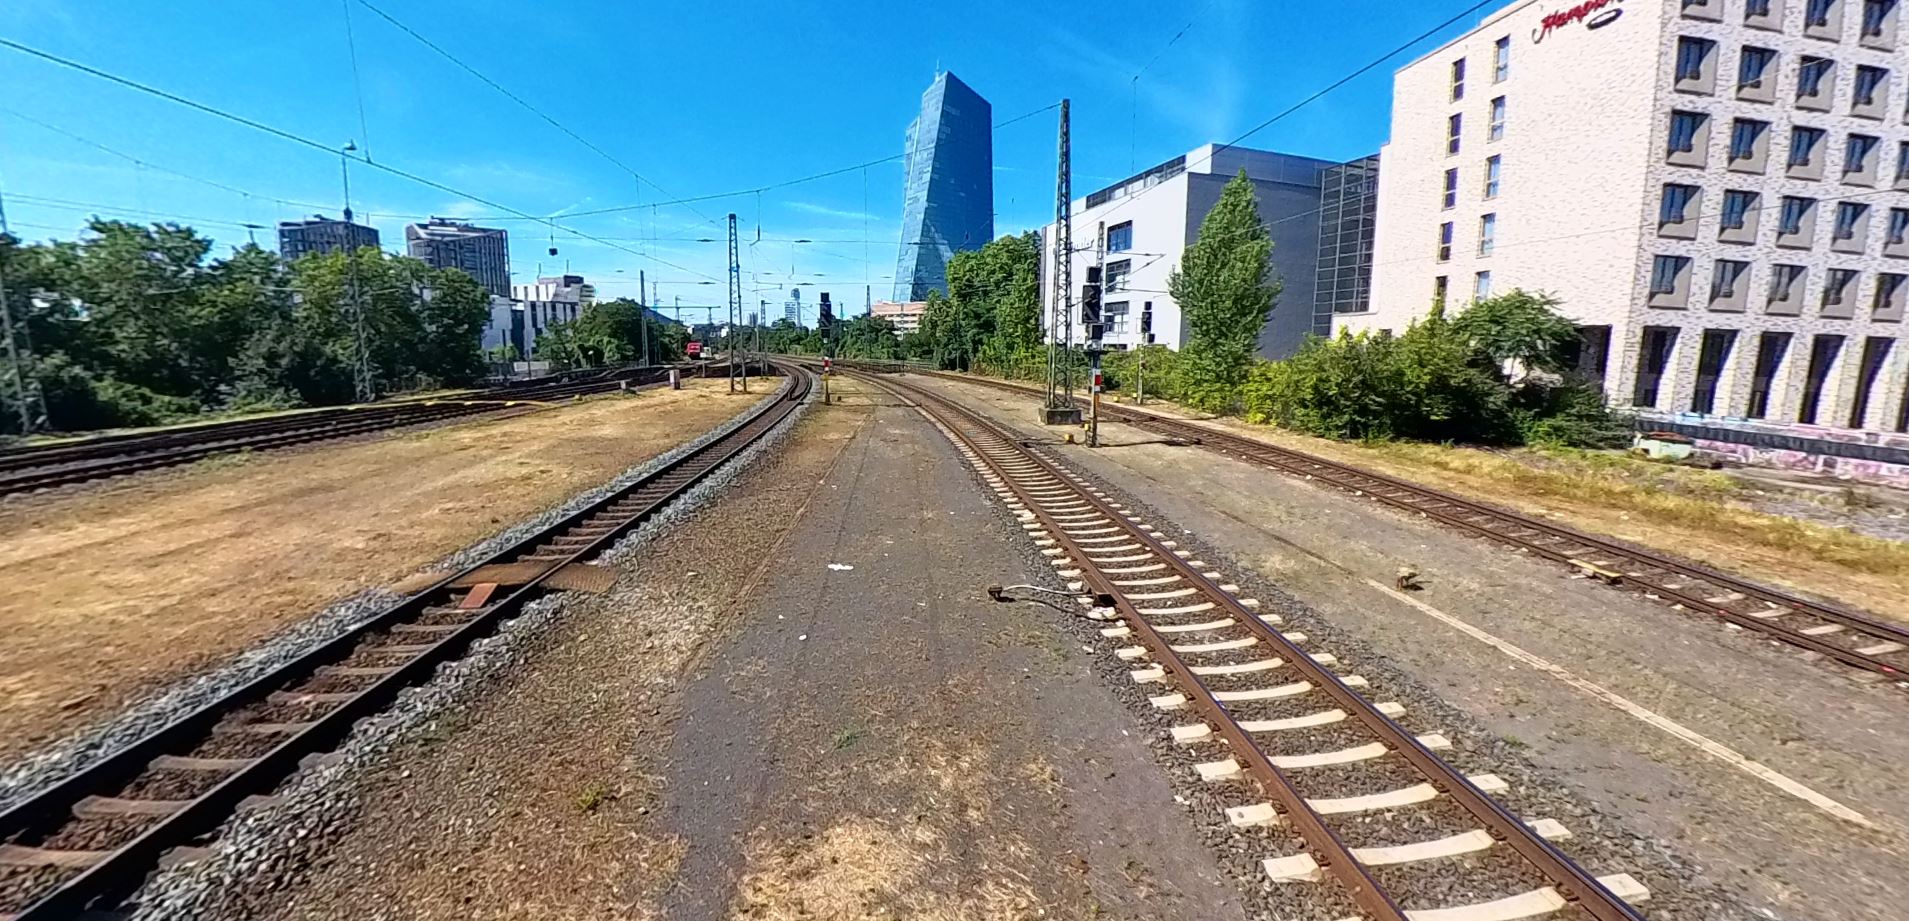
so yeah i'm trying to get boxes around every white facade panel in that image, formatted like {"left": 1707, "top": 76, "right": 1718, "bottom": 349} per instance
{"left": 1344, "top": 0, "right": 1909, "bottom": 437}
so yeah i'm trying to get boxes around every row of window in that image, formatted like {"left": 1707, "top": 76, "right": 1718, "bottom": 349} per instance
{"left": 1682, "top": 0, "right": 1903, "bottom": 50}
{"left": 1430, "top": 271, "right": 1494, "bottom": 308}
{"left": 1635, "top": 323, "right": 1905, "bottom": 432}
{"left": 1674, "top": 37, "right": 1906, "bottom": 120}
{"left": 1441, "top": 156, "right": 1504, "bottom": 209}
{"left": 1661, "top": 183, "right": 1909, "bottom": 254}
{"left": 1445, "top": 97, "right": 1507, "bottom": 155}
{"left": 1668, "top": 111, "right": 1909, "bottom": 187}
{"left": 1448, "top": 36, "right": 1512, "bottom": 102}
{"left": 1647, "top": 253, "right": 1907, "bottom": 319}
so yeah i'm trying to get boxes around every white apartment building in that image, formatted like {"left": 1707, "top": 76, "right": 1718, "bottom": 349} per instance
{"left": 509, "top": 274, "right": 597, "bottom": 357}
{"left": 870, "top": 299, "right": 927, "bottom": 334}
{"left": 1340, "top": 0, "right": 1909, "bottom": 440}
{"left": 1041, "top": 144, "right": 1341, "bottom": 358}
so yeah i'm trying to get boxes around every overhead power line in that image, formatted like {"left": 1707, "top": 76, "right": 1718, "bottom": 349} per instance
{"left": 351, "top": 0, "right": 722, "bottom": 228}
{"left": 0, "top": 35, "right": 721, "bottom": 281}
{"left": 0, "top": 106, "right": 339, "bottom": 215}
{"left": 544, "top": 102, "right": 1062, "bottom": 220}
{"left": 1093, "top": 0, "right": 1502, "bottom": 220}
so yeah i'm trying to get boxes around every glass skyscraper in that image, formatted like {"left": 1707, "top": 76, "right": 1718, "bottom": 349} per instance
{"left": 894, "top": 71, "right": 993, "bottom": 301}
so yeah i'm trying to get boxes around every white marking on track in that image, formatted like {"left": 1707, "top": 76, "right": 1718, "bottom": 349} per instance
{"left": 1364, "top": 577, "right": 1876, "bottom": 828}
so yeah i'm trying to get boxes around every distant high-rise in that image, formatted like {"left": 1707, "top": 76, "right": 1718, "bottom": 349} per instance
{"left": 785, "top": 288, "right": 802, "bottom": 324}
{"left": 894, "top": 71, "right": 992, "bottom": 301}
{"left": 405, "top": 218, "right": 510, "bottom": 297}
{"left": 277, "top": 211, "right": 379, "bottom": 261}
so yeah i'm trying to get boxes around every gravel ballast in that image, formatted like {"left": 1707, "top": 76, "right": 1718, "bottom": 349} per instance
{"left": 125, "top": 377, "right": 810, "bottom": 919}
{"left": 903, "top": 390, "right": 1758, "bottom": 921}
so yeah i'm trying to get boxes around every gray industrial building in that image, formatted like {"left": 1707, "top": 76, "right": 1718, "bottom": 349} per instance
{"left": 276, "top": 211, "right": 380, "bottom": 261}
{"left": 405, "top": 218, "right": 511, "bottom": 298}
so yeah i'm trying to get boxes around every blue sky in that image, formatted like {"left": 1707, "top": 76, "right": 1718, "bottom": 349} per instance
{"left": 0, "top": 0, "right": 1490, "bottom": 321}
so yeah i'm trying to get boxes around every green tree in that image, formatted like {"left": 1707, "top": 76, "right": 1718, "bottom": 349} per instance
{"left": 1169, "top": 171, "right": 1280, "bottom": 412}
{"left": 1450, "top": 289, "right": 1579, "bottom": 377}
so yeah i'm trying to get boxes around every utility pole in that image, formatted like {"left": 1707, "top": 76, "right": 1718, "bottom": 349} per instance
{"left": 1041, "top": 98, "right": 1080, "bottom": 426}
{"left": 341, "top": 142, "right": 373, "bottom": 403}
{"left": 638, "top": 268, "right": 649, "bottom": 367}
{"left": 726, "top": 213, "right": 743, "bottom": 393}
{"left": 1087, "top": 220, "right": 1106, "bottom": 447}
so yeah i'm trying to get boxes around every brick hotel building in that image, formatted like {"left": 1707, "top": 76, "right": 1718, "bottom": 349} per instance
{"left": 1337, "top": 0, "right": 1909, "bottom": 443}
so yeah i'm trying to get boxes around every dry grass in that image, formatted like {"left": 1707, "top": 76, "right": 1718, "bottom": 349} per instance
{"left": 1184, "top": 414, "right": 1909, "bottom": 619}
{"left": 0, "top": 380, "right": 755, "bottom": 763}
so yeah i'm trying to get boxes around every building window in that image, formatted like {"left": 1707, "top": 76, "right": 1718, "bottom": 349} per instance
{"left": 1712, "top": 259, "right": 1751, "bottom": 307}
{"left": 1667, "top": 110, "right": 1708, "bottom": 164}
{"left": 1769, "top": 264, "right": 1808, "bottom": 313}
{"left": 1479, "top": 213, "right": 1497, "bottom": 255}
{"left": 1875, "top": 272, "right": 1908, "bottom": 319}
{"left": 1684, "top": 0, "right": 1724, "bottom": 19}
{"left": 1437, "top": 222, "right": 1454, "bottom": 261}
{"left": 1853, "top": 66, "right": 1890, "bottom": 116}
{"left": 1488, "top": 96, "right": 1506, "bottom": 140}
{"left": 1798, "top": 334, "right": 1845, "bottom": 425}
{"left": 1494, "top": 36, "right": 1511, "bottom": 81}
{"left": 1690, "top": 329, "right": 1738, "bottom": 414}
{"left": 1863, "top": 0, "right": 1901, "bottom": 45}
{"left": 1745, "top": 331, "right": 1791, "bottom": 418}
{"left": 1451, "top": 58, "right": 1466, "bottom": 101}
{"left": 1824, "top": 268, "right": 1861, "bottom": 316}
{"left": 1448, "top": 114, "right": 1462, "bottom": 155}
{"left": 1675, "top": 36, "right": 1717, "bottom": 92}
{"left": 1720, "top": 189, "right": 1759, "bottom": 232}
{"left": 1891, "top": 208, "right": 1909, "bottom": 246}
{"left": 1737, "top": 46, "right": 1778, "bottom": 99}
{"left": 1729, "top": 118, "right": 1771, "bottom": 171}
{"left": 1787, "top": 125, "right": 1826, "bottom": 176}
{"left": 1746, "top": 0, "right": 1778, "bottom": 26}
{"left": 1104, "top": 259, "right": 1131, "bottom": 293}
{"left": 1484, "top": 155, "right": 1502, "bottom": 198}
{"left": 1433, "top": 275, "right": 1450, "bottom": 307}
{"left": 1797, "top": 57, "right": 1835, "bottom": 109}
{"left": 1474, "top": 271, "right": 1493, "bottom": 301}
{"left": 1898, "top": 142, "right": 1909, "bottom": 185}
{"left": 1660, "top": 183, "right": 1700, "bottom": 235}
{"left": 1634, "top": 327, "right": 1680, "bottom": 408}
{"left": 1777, "top": 195, "right": 1817, "bottom": 246}
{"left": 1805, "top": 0, "right": 1843, "bottom": 32}
{"left": 1443, "top": 169, "right": 1459, "bottom": 209}
{"left": 1848, "top": 337, "right": 1895, "bottom": 426}
{"left": 1106, "top": 221, "right": 1133, "bottom": 253}
{"left": 1834, "top": 202, "right": 1873, "bottom": 251}
{"left": 1650, "top": 255, "right": 1693, "bottom": 307}
{"left": 1845, "top": 133, "right": 1881, "bottom": 183}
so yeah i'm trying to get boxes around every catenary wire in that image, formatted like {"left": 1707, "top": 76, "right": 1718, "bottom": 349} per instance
{"left": 0, "top": 36, "right": 722, "bottom": 281}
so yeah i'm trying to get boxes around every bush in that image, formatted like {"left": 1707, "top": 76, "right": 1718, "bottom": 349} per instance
{"left": 1511, "top": 376, "right": 1634, "bottom": 448}
{"left": 1241, "top": 321, "right": 1510, "bottom": 443}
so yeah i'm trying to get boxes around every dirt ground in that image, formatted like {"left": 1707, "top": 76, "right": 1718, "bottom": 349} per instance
{"left": 254, "top": 380, "right": 1242, "bottom": 921}
{"left": 928, "top": 376, "right": 1909, "bottom": 921}
{"left": 0, "top": 380, "right": 754, "bottom": 764}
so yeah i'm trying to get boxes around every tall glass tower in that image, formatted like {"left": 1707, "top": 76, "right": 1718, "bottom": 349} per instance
{"left": 894, "top": 72, "right": 992, "bottom": 301}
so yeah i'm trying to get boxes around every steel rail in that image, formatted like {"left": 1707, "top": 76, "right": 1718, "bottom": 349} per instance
{"left": 867, "top": 365, "right": 1907, "bottom": 681}
{"left": 863, "top": 370, "right": 1645, "bottom": 921}
{"left": 0, "top": 362, "right": 810, "bottom": 919}
{"left": 0, "top": 373, "right": 668, "bottom": 497}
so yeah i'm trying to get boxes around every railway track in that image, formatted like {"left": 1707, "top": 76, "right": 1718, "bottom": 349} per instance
{"left": 0, "top": 363, "right": 812, "bottom": 920}
{"left": 860, "top": 369, "right": 1649, "bottom": 921}
{"left": 0, "top": 367, "right": 682, "bottom": 497}
{"left": 869, "top": 365, "right": 1909, "bottom": 684}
